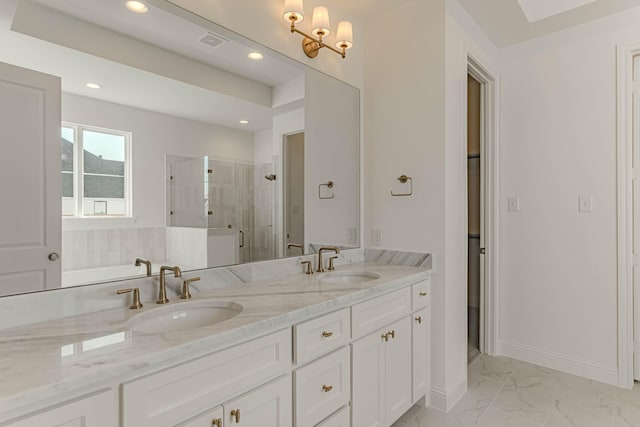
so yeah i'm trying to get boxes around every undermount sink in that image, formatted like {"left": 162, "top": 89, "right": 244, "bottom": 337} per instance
{"left": 126, "top": 300, "right": 243, "bottom": 334}
{"left": 318, "top": 271, "right": 381, "bottom": 284}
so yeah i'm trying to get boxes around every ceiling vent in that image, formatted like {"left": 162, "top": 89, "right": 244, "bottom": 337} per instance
{"left": 199, "top": 32, "right": 228, "bottom": 48}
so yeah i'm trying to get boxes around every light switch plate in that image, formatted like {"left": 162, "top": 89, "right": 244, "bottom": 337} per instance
{"left": 507, "top": 196, "right": 520, "bottom": 212}
{"left": 579, "top": 196, "right": 593, "bottom": 213}
{"left": 348, "top": 228, "right": 357, "bottom": 244}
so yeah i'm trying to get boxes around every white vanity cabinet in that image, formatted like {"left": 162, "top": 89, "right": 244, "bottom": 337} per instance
{"left": 411, "top": 279, "right": 431, "bottom": 405}
{"left": 3, "top": 389, "right": 115, "bottom": 427}
{"left": 121, "top": 329, "right": 291, "bottom": 426}
{"left": 223, "top": 374, "right": 292, "bottom": 427}
{"left": 351, "top": 286, "right": 416, "bottom": 427}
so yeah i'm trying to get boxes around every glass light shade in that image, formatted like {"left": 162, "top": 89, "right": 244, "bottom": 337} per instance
{"left": 335, "top": 21, "right": 353, "bottom": 49}
{"left": 311, "top": 6, "right": 331, "bottom": 37}
{"left": 283, "top": 0, "right": 304, "bottom": 23}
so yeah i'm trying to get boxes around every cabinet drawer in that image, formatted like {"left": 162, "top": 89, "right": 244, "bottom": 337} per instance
{"left": 294, "top": 347, "right": 350, "bottom": 427}
{"left": 294, "top": 308, "right": 350, "bottom": 365}
{"left": 411, "top": 280, "right": 431, "bottom": 311}
{"left": 121, "top": 329, "right": 291, "bottom": 427}
{"left": 178, "top": 406, "right": 223, "bottom": 427}
{"left": 3, "top": 389, "right": 115, "bottom": 427}
{"left": 351, "top": 288, "right": 411, "bottom": 338}
{"left": 317, "top": 405, "right": 350, "bottom": 427}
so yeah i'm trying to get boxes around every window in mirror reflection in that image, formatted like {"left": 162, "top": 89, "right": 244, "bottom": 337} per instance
{"left": 61, "top": 123, "right": 131, "bottom": 217}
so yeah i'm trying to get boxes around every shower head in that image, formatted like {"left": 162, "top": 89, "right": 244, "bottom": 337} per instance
{"left": 265, "top": 174, "right": 276, "bottom": 181}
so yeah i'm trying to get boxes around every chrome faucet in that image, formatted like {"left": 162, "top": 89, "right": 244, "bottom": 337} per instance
{"left": 317, "top": 246, "right": 340, "bottom": 273}
{"left": 158, "top": 265, "right": 182, "bottom": 304}
{"left": 135, "top": 258, "right": 152, "bottom": 276}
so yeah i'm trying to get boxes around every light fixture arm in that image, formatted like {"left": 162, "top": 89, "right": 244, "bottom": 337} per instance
{"left": 289, "top": 17, "right": 346, "bottom": 59}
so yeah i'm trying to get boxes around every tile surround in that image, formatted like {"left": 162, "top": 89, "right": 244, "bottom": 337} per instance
{"left": 392, "top": 353, "right": 640, "bottom": 427}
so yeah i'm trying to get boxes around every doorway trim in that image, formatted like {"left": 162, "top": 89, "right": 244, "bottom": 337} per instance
{"left": 466, "top": 50, "right": 499, "bottom": 356}
{"left": 616, "top": 41, "right": 640, "bottom": 389}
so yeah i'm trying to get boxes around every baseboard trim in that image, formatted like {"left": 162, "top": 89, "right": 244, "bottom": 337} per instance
{"left": 429, "top": 374, "right": 467, "bottom": 412}
{"left": 498, "top": 340, "right": 618, "bottom": 385}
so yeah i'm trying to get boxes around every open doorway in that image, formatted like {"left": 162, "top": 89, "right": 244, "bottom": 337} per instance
{"left": 283, "top": 132, "right": 305, "bottom": 256}
{"left": 467, "top": 74, "right": 483, "bottom": 363}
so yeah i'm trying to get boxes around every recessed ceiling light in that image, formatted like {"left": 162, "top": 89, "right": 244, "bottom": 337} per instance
{"left": 239, "top": 120, "right": 249, "bottom": 124}
{"left": 248, "top": 52, "right": 264, "bottom": 60}
{"left": 85, "top": 83, "right": 101, "bottom": 89}
{"left": 125, "top": 1, "right": 149, "bottom": 14}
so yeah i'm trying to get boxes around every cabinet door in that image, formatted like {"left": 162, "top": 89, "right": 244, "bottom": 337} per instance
{"left": 384, "top": 316, "right": 412, "bottom": 425}
{"left": 5, "top": 390, "right": 114, "bottom": 427}
{"left": 178, "top": 406, "right": 223, "bottom": 427}
{"left": 224, "top": 374, "right": 292, "bottom": 427}
{"left": 0, "top": 61, "right": 61, "bottom": 295}
{"left": 351, "top": 329, "right": 385, "bottom": 427}
{"left": 412, "top": 307, "right": 430, "bottom": 404}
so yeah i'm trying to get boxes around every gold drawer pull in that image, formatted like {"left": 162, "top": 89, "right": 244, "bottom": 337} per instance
{"left": 322, "top": 331, "right": 333, "bottom": 338}
{"left": 230, "top": 409, "right": 240, "bottom": 423}
{"left": 419, "top": 292, "right": 428, "bottom": 297}
{"left": 382, "top": 332, "right": 389, "bottom": 342}
{"left": 212, "top": 419, "right": 222, "bottom": 427}
{"left": 322, "top": 384, "right": 333, "bottom": 392}
{"left": 388, "top": 330, "right": 396, "bottom": 339}
{"left": 415, "top": 316, "right": 422, "bottom": 324}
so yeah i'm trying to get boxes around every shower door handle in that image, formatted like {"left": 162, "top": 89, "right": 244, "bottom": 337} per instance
{"left": 239, "top": 230, "right": 245, "bottom": 248}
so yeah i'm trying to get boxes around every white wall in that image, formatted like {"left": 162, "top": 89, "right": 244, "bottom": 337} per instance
{"left": 363, "top": 0, "right": 450, "bottom": 407}
{"left": 62, "top": 93, "right": 254, "bottom": 230}
{"left": 496, "top": 8, "right": 640, "bottom": 384}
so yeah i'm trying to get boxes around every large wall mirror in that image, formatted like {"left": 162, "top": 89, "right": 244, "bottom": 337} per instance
{"left": 0, "top": 0, "right": 360, "bottom": 296}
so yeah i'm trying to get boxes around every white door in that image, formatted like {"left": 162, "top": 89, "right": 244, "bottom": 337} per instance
{"left": 351, "top": 330, "right": 386, "bottom": 427}
{"left": 384, "top": 316, "right": 412, "bottom": 425}
{"left": 0, "top": 61, "right": 61, "bottom": 295}
{"left": 634, "top": 55, "right": 640, "bottom": 381}
{"left": 223, "top": 375, "right": 292, "bottom": 427}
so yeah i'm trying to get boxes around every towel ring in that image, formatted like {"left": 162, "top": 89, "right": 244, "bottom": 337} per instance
{"left": 391, "top": 175, "right": 413, "bottom": 197}
{"left": 319, "top": 181, "right": 335, "bottom": 199}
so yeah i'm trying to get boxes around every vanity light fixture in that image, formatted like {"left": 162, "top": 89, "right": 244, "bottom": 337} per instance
{"left": 85, "top": 83, "right": 101, "bottom": 89}
{"left": 125, "top": 1, "right": 149, "bottom": 14}
{"left": 248, "top": 52, "right": 264, "bottom": 60}
{"left": 283, "top": 0, "right": 353, "bottom": 59}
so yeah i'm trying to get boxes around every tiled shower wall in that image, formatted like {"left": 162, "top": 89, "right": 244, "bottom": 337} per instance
{"left": 62, "top": 227, "right": 166, "bottom": 271}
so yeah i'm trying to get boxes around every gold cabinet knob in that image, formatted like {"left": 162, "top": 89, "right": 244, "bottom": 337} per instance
{"left": 322, "top": 384, "right": 333, "bottom": 392}
{"left": 419, "top": 292, "right": 428, "bottom": 297}
{"left": 388, "top": 330, "right": 396, "bottom": 339}
{"left": 322, "top": 331, "right": 333, "bottom": 338}
{"left": 230, "top": 409, "right": 240, "bottom": 423}
{"left": 415, "top": 316, "right": 422, "bottom": 324}
{"left": 212, "top": 418, "right": 223, "bottom": 427}
{"left": 382, "top": 332, "right": 389, "bottom": 342}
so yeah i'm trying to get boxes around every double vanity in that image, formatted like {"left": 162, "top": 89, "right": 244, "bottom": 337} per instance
{"left": 0, "top": 252, "right": 431, "bottom": 427}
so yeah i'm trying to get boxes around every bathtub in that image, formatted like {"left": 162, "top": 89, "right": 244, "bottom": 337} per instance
{"left": 62, "top": 264, "right": 162, "bottom": 287}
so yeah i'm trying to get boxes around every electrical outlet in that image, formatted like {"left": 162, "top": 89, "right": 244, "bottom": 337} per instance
{"left": 348, "top": 228, "right": 357, "bottom": 244}
{"left": 372, "top": 229, "right": 382, "bottom": 246}
{"left": 507, "top": 196, "right": 520, "bottom": 212}
{"left": 579, "top": 196, "right": 593, "bottom": 213}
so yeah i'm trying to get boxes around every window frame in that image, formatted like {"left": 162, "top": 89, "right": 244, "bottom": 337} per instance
{"left": 62, "top": 121, "right": 133, "bottom": 218}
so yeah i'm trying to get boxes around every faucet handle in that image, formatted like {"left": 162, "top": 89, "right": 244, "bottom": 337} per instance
{"left": 328, "top": 256, "right": 338, "bottom": 271}
{"left": 181, "top": 277, "right": 200, "bottom": 299}
{"left": 301, "top": 260, "right": 313, "bottom": 275}
{"left": 117, "top": 288, "right": 143, "bottom": 309}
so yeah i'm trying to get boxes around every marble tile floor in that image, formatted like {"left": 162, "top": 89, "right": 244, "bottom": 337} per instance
{"left": 393, "top": 354, "right": 640, "bottom": 427}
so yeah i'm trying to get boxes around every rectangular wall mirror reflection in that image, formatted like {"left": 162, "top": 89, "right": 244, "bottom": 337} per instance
{"left": 0, "top": 0, "right": 360, "bottom": 296}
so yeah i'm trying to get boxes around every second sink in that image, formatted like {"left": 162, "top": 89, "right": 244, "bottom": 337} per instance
{"left": 126, "top": 300, "right": 243, "bottom": 334}
{"left": 318, "top": 271, "right": 381, "bottom": 284}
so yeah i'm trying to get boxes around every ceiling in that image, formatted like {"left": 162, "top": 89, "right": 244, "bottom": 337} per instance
{"left": 458, "top": 0, "right": 640, "bottom": 47}
{"left": 0, "top": 0, "right": 305, "bottom": 131}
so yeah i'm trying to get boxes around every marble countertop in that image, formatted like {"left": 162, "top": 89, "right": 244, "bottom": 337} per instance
{"left": 0, "top": 262, "right": 428, "bottom": 417}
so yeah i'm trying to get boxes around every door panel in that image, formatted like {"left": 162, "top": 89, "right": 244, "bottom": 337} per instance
{"left": 351, "top": 330, "right": 385, "bottom": 427}
{"left": 224, "top": 375, "right": 292, "bottom": 427}
{"left": 385, "top": 317, "right": 412, "bottom": 424}
{"left": 0, "top": 61, "right": 61, "bottom": 294}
